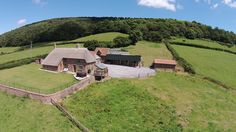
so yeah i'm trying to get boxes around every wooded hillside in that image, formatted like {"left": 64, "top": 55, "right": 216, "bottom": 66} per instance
{"left": 1, "top": 17, "right": 236, "bottom": 47}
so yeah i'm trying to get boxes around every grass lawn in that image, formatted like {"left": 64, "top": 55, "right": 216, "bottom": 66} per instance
{"left": 72, "top": 32, "right": 128, "bottom": 42}
{"left": 0, "top": 64, "right": 77, "bottom": 94}
{"left": 63, "top": 79, "right": 182, "bottom": 132}
{"left": 63, "top": 72, "right": 236, "bottom": 131}
{"left": 0, "top": 92, "right": 78, "bottom": 132}
{"left": 172, "top": 45, "right": 236, "bottom": 89}
{"left": 131, "top": 72, "right": 236, "bottom": 131}
{"left": 0, "top": 43, "right": 76, "bottom": 65}
{"left": 171, "top": 38, "right": 236, "bottom": 52}
{"left": 0, "top": 47, "right": 20, "bottom": 54}
{"left": 124, "top": 41, "right": 173, "bottom": 66}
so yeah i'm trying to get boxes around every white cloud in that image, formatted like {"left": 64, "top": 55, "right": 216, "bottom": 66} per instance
{"left": 138, "top": 0, "right": 177, "bottom": 11}
{"left": 211, "top": 3, "right": 219, "bottom": 9}
{"left": 223, "top": 0, "right": 236, "bottom": 8}
{"left": 17, "top": 19, "right": 27, "bottom": 25}
{"left": 32, "top": 0, "right": 47, "bottom": 6}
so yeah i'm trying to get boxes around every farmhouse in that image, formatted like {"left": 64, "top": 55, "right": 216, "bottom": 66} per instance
{"left": 153, "top": 59, "right": 177, "bottom": 71}
{"left": 42, "top": 48, "right": 96, "bottom": 74}
{"left": 94, "top": 47, "right": 142, "bottom": 67}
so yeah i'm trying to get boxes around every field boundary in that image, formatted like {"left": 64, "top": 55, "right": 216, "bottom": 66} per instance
{"left": 202, "top": 76, "right": 235, "bottom": 90}
{"left": 165, "top": 43, "right": 196, "bottom": 74}
{"left": 51, "top": 99, "right": 90, "bottom": 132}
{"left": 170, "top": 42, "right": 236, "bottom": 55}
{"left": 0, "top": 76, "right": 95, "bottom": 103}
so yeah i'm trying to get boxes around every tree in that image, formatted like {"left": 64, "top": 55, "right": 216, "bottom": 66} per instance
{"left": 113, "top": 36, "right": 133, "bottom": 47}
{"left": 129, "top": 30, "right": 143, "bottom": 43}
{"left": 84, "top": 40, "right": 100, "bottom": 50}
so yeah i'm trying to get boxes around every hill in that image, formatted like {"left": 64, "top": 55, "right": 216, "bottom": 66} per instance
{"left": 72, "top": 32, "right": 128, "bottom": 42}
{"left": 0, "top": 92, "right": 77, "bottom": 131}
{"left": 63, "top": 72, "right": 236, "bottom": 131}
{"left": 172, "top": 45, "right": 236, "bottom": 89}
{"left": 1, "top": 17, "right": 236, "bottom": 47}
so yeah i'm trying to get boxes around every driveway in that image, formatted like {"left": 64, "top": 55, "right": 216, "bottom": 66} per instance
{"left": 104, "top": 64, "right": 156, "bottom": 78}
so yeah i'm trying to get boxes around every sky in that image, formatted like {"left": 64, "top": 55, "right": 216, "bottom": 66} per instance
{"left": 1, "top": 0, "right": 236, "bottom": 34}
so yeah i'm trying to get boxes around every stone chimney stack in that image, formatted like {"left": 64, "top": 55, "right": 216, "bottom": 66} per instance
{"left": 76, "top": 44, "right": 80, "bottom": 48}
{"left": 54, "top": 43, "right": 57, "bottom": 49}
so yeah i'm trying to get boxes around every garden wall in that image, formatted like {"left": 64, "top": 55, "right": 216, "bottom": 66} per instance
{"left": 0, "top": 76, "right": 95, "bottom": 103}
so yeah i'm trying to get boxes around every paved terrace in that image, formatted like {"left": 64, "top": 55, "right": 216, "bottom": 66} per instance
{"left": 105, "top": 64, "right": 156, "bottom": 78}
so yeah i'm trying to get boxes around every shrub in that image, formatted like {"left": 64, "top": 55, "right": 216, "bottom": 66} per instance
{"left": 165, "top": 43, "right": 196, "bottom": 74}
{"left": 0, "top": 54, "right": 47, "bottom": 70}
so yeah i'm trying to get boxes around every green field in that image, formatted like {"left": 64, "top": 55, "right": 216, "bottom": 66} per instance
{"left": 63, "top": 78, "right": 182, "bottom": 131}
{"left": 63, "top": 73, "right": 236, "bottom": 131}
{"left": 172, "top": 45, "right": 236, "bottom": 89}
{"left": 171, "top": 38, "right": 236, "bottom": 52}
{"left": 72, "top": 32, "right": 128, "bottom": 42}
{"left": 0, "top": 64, "right": 77, "bottom": 93}
{"left": 0, "top": 47, "right": 20, "bottom": 54}
{"left": 0, "top": 92, "right": 77, "bottom": 132}
{"left": 124, "top": 41, "right": 173, "bottom": 66}
{"left": 0, "top": 44, "right": 75, "bottom": 65}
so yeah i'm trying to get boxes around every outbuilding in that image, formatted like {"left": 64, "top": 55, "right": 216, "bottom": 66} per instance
{"left": 153, "top": 59, "right": 177, "bottom": 71}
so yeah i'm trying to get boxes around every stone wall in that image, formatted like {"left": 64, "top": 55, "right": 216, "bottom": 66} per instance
{"left": 0, "top": 76, "right": 95, "bottom": 103}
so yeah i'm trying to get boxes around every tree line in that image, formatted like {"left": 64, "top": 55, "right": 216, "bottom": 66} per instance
{"left": 0, "top": 17, "right": 236, "bottom": 47}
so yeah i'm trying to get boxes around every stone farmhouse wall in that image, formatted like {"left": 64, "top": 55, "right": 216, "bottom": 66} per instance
{"left": 0, "top": 76, "right": 95, "bottom": 103}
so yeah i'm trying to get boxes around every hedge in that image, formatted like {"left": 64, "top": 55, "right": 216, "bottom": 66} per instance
{"left": 0, "top": 54, "right": 47, "bottom": 70}
{"left": 165, "top": 43, "right": 196, "bottom": 74}
{"left": 170, "top": 42, "right": 236, "bottom": 55}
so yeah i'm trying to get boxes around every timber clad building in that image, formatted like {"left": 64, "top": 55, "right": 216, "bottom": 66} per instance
{"left": 42, "top": 48, "right": 96, "bottom": 74}
{"left": 153, "top": 59, "right": 177, "bottom": 71}
{"left": 94, "top": 48, "right": 142, "bottom": 67}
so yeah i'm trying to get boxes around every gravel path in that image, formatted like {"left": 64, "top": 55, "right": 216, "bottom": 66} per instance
{"left": 104, "top": 64, "right": 156, "bottom": 78}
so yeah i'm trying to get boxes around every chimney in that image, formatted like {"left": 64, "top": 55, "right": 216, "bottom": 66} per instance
{"left": 54, "top": 43, "right": 57, "bottom": 49}
{"left": 76, "top": 44, "right": 80, "bottom": 48}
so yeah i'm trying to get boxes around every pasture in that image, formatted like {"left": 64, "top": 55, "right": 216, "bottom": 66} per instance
{"left": 0, "top": 47, "right": 20, "bottom": 54}
{"left": 63, "top": 72, "right": 236, "bottom": 131}
{"left": 0, "top": 44, "right": 75, "bottom": 65}
{"left": 124, "top": 41, "right": 173, "bottom": 66}
{"left": 0, "top": 64, "right": 77, "bottom": 94}
{"left": 172, "top": 45, "right": 236, "bottom": 89}
{"left": 0, "top": 92, "right": 77, "bottom": 131}
{"left": 72, "top": 32, "right": 128, "bottom": 42}
{"left": 171, "top": 38, "right": 236, "bottom": 52}
{"left": 63, "top": 78, "right": 181, "bottom": 131}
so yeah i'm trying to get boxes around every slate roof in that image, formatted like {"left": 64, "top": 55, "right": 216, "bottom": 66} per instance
{"left": 106, "top": 54, "right": 141, "bottom": 62}
{"left": 95, "top": 63, "right": 107, "bottom": 69}
{"left": 154, "top": 59, "right": 177, "bottom": 65}
{"left": 42, "top": 48, "right": 95, "bottom": 66}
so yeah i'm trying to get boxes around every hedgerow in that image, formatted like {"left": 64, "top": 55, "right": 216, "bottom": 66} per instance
{"left": 165, "top": 43, "right": 196, "bottom": 74}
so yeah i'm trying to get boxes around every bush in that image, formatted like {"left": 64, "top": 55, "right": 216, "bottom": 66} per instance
{"left": 113, "top": 36, "right": 134, "bottom": 47}
{"left": 170, "top": 42, "right": 236, "bottom": 55}
{"left": 0, "top": 54, "right": 47, "bottom": 70}
{"left": 165, "top": 43, "right": 196, "bottom": 74}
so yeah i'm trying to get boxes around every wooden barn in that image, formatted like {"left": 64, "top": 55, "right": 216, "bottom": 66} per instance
{"left": 153, "top": 59, "right": 177, "bottom": 71}
{"left": 94, "top": 47, "right": 142, "bottom": 67}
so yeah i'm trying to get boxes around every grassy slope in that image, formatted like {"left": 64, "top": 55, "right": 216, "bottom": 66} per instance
{"left": 171, "top": 38, "right": 236, "bottom": 52}
{"left": 63, "top": 79, "right": 181, "bottom": 132}
{"left": 0, "top": 44, "right": 75, "bottom": 65}
{"left": 72, "top": 32, "right": 128, "bottom": 42}
{"left": 0, "top": 92, "right": 77, "bottom": 132}
{"left": 124, "top": 41, "right": 173, "bottom": 66}
{"left": 0, "top": 47, "right": 20, "bottom": 54}
{"left": 63, "top": 73, "right": 236, "bottom": 131}
{"left": 131, "top": 73, "right": 236, "bottom": 131}
{"left": 0, "top": 64, "right": 77, "bottom": 94}
{"left": 173, "top": 45, "right": 236, "bottom": 89}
